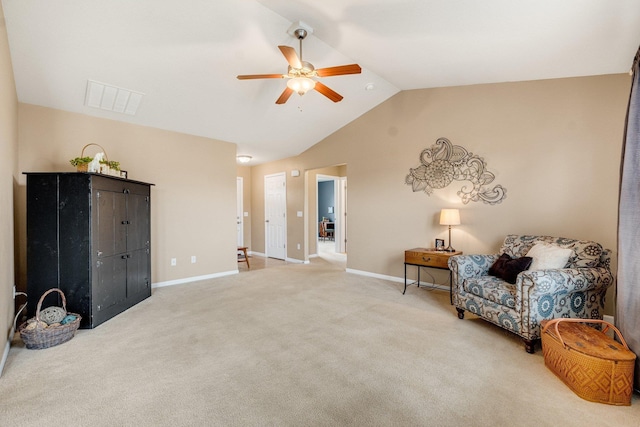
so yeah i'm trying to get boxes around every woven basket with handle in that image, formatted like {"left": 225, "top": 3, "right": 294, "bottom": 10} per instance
{"left": 541, "top": 318, "right": 636, "bottom": 405}
{"left": 18, "top": 288, "right": 82, "bottom": 350}
{"left": 76, "top": 143, "right": 109, "bottom": 172}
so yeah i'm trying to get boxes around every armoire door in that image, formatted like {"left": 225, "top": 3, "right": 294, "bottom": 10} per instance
{"left": 95, "top": 254, "right": 127, "bottom": 313}
{"left": 127, "top": 248, "right": 151, "bottom": 298}
{"left": 126, "top": 191, "right": 150, "bottom": 251}
{"left": 95, "top": 189, "right": 127, "bottom": 257}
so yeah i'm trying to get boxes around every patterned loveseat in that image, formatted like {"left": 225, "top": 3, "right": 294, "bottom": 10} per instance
{"left": 448, "top": 235, "right": 613, "bottom": 353}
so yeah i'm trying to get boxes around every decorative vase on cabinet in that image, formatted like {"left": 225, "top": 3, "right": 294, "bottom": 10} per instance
{"left": 25, "top": 172, "right": 154, "bottom": 328}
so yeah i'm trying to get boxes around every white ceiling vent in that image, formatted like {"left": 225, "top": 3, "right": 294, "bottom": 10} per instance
{"left": 85, "top": 80, "right": 144, "bottom": 115}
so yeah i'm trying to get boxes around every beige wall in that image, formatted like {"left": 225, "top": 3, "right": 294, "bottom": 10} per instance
{"left": 251, "top": 161, "right": 347, "bottom": 260}
{"left": 251, "top": 158, "right": 305, "bottom": 260}
{"left": 0, "top": 2, "right": 18, "bottom": 362}
{"left": 16, "top": 104, "right": 238, "bottom": 289}
{"left": 250, "top": 74, "right": 630, "bottom": 314}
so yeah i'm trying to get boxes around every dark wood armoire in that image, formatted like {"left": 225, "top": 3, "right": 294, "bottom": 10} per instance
{"left": 25, "top": 172, "right": 153, "bottom": 328}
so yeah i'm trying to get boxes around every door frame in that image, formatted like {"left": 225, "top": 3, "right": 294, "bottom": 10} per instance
{"left": 236, "top": 177, "right": 244, "bottom": 247}
{"left": 336, "top": 176, "right": 347, "bottom": 253}
{"left": 264, "top": 172, "right": 287, "bottom": 260}
{"left": 316, "top": 174, "right": 342, "bottom": 253}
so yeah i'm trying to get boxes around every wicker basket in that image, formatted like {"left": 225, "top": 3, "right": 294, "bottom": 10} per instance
{"left": 76, "top": 143, "right": 109, "bottom": 172}
{"left": 19, "top": 288, "right": 82, "bottom": 350}
{"left": 541, "top": 318, "right": 636, "bottom": 405}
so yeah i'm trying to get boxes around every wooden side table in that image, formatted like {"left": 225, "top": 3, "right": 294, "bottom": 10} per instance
{"left": 404, "top": 248, "right": 462, "bottom": 304}
{"left": 238, "top": 246, "right": 250, "bottom": 269}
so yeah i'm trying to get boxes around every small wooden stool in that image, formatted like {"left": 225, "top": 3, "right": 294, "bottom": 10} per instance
{"left": 237, "top": 247, "right": 250, "bottom": 269}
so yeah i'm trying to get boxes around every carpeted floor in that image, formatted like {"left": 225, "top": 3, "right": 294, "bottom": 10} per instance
{"left": 1, "top": 256, "right": 638, "bottom": 426}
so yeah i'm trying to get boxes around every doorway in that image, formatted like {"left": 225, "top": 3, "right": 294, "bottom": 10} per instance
{"left": 316, "top": 173, "right": 347, "bottom": 258}
{"left": 264, "top": 172, "right": 286, "bottom": 260}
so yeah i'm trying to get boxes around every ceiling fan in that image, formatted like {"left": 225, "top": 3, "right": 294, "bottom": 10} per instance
{"left": 237, "top": 27, "right": 361, "bottom": 104}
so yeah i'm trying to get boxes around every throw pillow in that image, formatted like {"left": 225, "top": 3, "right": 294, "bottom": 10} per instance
{"left": 526, "top": 242, "right": 573, "bottom": 270}
{"left": 488, "top": 253, "right": 533, "bottom": 284}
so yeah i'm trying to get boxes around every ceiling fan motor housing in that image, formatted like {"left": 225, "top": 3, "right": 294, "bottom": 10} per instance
{"left": 288, "top": 62, "right": 315, "bottom": 77}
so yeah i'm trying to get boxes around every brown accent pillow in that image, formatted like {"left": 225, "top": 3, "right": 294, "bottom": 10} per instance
{"left": 489, "top": 253, "right": 533, "bottom": 284}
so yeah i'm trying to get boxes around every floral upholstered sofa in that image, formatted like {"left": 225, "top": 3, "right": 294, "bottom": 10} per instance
{"left": 448, "top": 235, "right": 613, "bottom": 353}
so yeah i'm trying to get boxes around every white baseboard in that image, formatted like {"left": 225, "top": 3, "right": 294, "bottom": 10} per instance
{"left": 345, "top": 268, "right": 449, "bottom": 291}
{"left": 285, "top": 257, "right": 306, "bottom": 264}
{"left": 152, "top": 270, "right": 238, "bottom": 289}
{"left": 248, "top": 251, "right": 307, "bottom": 264}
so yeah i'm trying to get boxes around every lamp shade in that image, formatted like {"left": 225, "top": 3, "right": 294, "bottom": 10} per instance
{"left": 439, "top": 209, "right": 460, "bottom": 226}
{"left": 287, "top": 77, "right": 316, "bottom": 95}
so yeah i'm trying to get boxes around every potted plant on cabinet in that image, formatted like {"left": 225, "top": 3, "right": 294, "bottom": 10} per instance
{"left": 69, "top": 144, "right": 124, "bottom": 177}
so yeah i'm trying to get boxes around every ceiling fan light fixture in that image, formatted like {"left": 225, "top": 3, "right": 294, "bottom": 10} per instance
{"left": 287, "top": 77, "right": 315, "bottom": 95}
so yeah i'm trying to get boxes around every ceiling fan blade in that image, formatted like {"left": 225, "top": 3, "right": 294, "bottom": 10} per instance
{"left": 314, "top": 81, "right": 343, "bottom": 103}
{"left": 315, "top": 64, "right": 362, "bottom": 77}
{"left": 237, "top": 74, "right": 285, "bottom": 80}
{"left": 278, "top": 45, "right": 302, "bottom": 69}
{"left": 276, "top": 87, "right": 294, "bottom": 104}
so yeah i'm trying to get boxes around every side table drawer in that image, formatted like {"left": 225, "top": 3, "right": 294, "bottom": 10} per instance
{"left": 405, "top": 250, "right": 450, "bottom": 268}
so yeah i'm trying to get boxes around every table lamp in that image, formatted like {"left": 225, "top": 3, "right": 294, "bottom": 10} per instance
{"left": 439, "top": 208, "right": 460, "bottom": 252}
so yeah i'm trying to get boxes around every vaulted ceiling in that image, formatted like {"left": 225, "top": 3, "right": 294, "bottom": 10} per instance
{"left": 3, "top": 0, "right": 640, "bottom": 164}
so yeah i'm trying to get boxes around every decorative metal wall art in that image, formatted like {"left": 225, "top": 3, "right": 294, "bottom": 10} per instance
{"left": 405, "top": 137, "right": 506, "bottom": 205}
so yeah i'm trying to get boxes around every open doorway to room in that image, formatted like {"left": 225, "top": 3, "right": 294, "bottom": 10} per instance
{"left": 308, "top": 165, "right": 347, "bottom": 266}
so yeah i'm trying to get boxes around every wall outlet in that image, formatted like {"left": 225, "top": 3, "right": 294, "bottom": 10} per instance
{"left": 297, "top": 243, "right": 301, "bottom": 250}
{"left": 191, "top": 255, "right": 196, "bottom": 264}
{"left": 171, "top": 258, "right": 177, "bottom": 266}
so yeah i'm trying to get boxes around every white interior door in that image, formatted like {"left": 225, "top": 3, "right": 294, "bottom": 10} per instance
{"left": 265, "top": 173, "right": 286, "bottom": 260}
{"left": 237, "top": 177, "right": 243, "bottom": 247}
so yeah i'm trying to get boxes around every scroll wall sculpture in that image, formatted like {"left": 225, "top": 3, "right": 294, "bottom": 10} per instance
{"left": 405, "top": 137, "right": 506, "bottom": 204}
